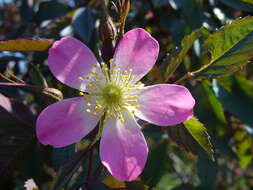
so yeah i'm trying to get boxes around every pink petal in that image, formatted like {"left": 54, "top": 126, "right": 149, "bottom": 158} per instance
{"left": 135, "top": 84, "right": 195, "bottom": 126}
{"left": 112, "top": 28, "right": 159, "bottom": 83}
{"left": 48, "top": 37, "right": 101, "bottom": 91}
{"left": 24, "top": 179, "right": 37, "bottom": 190}
{"left": 100, "top": 111, "right": 148, "bottom": 181}
{"left": 36, "top": 97, "right": 101, "bottom": 147}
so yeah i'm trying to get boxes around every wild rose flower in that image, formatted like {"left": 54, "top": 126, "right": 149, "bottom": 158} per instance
{"left": 36, "top": 28, "right": 195, "bottom": 181}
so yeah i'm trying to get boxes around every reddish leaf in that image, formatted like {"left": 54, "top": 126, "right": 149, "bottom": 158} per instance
{"left": 0, "top": 39, "right": 53, "bottom": 52}
{"left": 0, "top": 93, "right": 35, "bottom": 127}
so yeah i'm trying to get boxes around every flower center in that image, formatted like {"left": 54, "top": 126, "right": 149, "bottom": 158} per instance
{"left": 78, "top": 60, "right": 143, "bottom": 122}
{"left": 101, "top": 83, "right": 123, "bottom": 105}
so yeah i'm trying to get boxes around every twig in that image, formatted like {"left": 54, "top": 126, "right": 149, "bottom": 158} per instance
{"left": 7, "top": 72, "right": 25, "bottom": 83}
{"left": 174, "top": 62, "right": 213, "bottom": 84}
{"left": 0, "top": 73, "right": 16, "bottom": 83}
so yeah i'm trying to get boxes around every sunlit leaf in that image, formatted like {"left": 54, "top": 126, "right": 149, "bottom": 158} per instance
{"left": 197, "top": 17, "right": 253, "bottom": 78}
{"left": 156, "top": 173, "right": 182, "bottom": 190}
{"left": 102, "top": 175, "right": 126, "bottom": 189}
{"left": 183, "top": 117, "right": 214, "bottom": 160}
{"left": 163, "top": 27, "right": 208, "bottom": 79}
{"left": 240, "top": 0, "right": 253, "bottom": 4}
{"left": 0, "top": 39, "right": 53, "bottom": 52}
{"left": 235, "top": 130, "right": 253, "bottom": 168}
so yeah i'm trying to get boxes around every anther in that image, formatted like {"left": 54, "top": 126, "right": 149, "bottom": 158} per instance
{"left": 78, "top": 76, "right": 83, "bottom": 81}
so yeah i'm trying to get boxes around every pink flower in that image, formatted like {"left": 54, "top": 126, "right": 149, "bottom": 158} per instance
{"left": 36, "top": 28, "right": 195, "bottom": 181}
{"left": 24, "top": 179, "right": 38, "bottom": 190}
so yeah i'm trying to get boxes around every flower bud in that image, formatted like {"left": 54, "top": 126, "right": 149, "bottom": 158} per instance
{"left": 99, "top": 16, "right": 117, "bottom": 43}
{"left": 41, "top": 87, "right": 63, "bottom": 103}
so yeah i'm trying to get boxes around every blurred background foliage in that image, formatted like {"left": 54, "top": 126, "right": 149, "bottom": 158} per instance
{"left": 0, "top": 0, "right": 253, "bottom": 189}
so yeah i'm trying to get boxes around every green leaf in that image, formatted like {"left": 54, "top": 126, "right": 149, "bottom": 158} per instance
{"left": 156, "top": 173, "right": 182, "bottom": 190}
{"left": 29, "top": 64, "right": 48, "bottom": 87}
{"left": 0, "top": 39, "right": 53, "bottom": 52}
{"left": 240, "top": 0, "right": 253, "bottom": 4}
{"left": 212, "top": 80, "right": 253, "bottom": 127}
{"left": 200, "top": 81, "right": 226, "bottom": 124}
{"left": 220, "top": 0, "right": 253, "bottom": 12}
{"left": 167, "top": 124, "right": 201, "bottom": 154}
{"left": 183, "top": 118, "right": 214, "bottom": 160}
{"left": 197, "top": 154, "right": 217, "bottom": 190}
{"left": 235, "top": 130, "right": 253, "bottom": 168}
{"left": 167, "top": 119, "right": 214, "bottom": 160}
{"left": 193, "top": 81, "right": 227, "bottom": 133}
{"left": 234, "top": 76, "right": 253, "bottom": 105}
{"left": 193, "top": 81, "right": 227, "bottom": 137}
{"left": 102, "top": 175, "right": 126, "bottom": 189}
{"left": 197, "top": 17, "right": 253, "bottom": 78}
{"left": 164, "top": 27, "right": 208, "bottom": 79}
